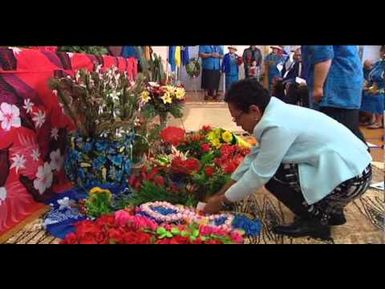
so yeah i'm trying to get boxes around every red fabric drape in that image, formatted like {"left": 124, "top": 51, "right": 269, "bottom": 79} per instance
{"left": 0, "top": 47, "right": 138, "bottom": 234}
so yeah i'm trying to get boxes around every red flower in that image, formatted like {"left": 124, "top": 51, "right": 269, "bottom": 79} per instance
{"left": 61, "top": 232, "right": 77, "bottom": 244}
{"left": 108, "top": 228, "right": 125, "bottom": 243}
{"left": 223, "top": 162, "right": 237, "bottom": 174}
{"left": 202, "top": 125, "right": 212, "bottom": 132}
{"left": 171, "top": 156, "right": 201, "bottom": 175}
{"left": 201, "top": 143, "right": 210, "bottom": 152}
{"left": 160, "top": 126, "right": 185, "bottom": 146}
{"left": 123, "top": 231, "right": 153, "bottom": 244}
{"left": 153, "top": 175, "right": 165, "bottom": 186}
{"left": 204, "top": 166, "right": 215, "bottom": 177}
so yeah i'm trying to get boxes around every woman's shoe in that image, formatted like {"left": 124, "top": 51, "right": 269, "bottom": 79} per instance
{"left": 272, "top": 218, "right": 331, "bottom": 240}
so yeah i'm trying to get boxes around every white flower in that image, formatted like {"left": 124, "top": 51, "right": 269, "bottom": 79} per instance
{"left": 0, "top": 102, "right": 21, "bottom": 131}
{"left": 10, "top": 153, "right": 26, "bottom": 174}
{"left": 32, "top": 110, "right": 46, "bottom": 129}
{"left": 161, "top": 92, "right": 172, "bottom": 104}
{"left": 33, "top": 162, "right": 53, "bottom": 195}
{"left": 49, "top": 149, "right": 63, "bottom": 171}
{"left": 57, "top": 197, "right": 75, "bottom": 211}
{"left": 95, "top": 64, "right": 102, "bottom": 73}
{"left": 50, "top": 127, "right": 59, "bottom": 140}
{"left": 23, "top": 99, "right": 34, "bottom": 114}
{"left": 31, "top": 148, "right": 41, "bottom": 161}
{"left": 0, "top": 187, "right": 7, "bottom": 206}
{"left": 9, "top": 47, "right": 22, "bottom": 55}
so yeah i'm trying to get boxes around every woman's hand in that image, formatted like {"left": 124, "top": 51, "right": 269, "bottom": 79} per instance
{"left": 203, "top": 194, "right": 223, "bottom": 214}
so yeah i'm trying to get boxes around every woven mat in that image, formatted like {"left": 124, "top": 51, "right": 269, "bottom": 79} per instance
{"left": 3, "top": 164, "right": 384, "bottom": 244}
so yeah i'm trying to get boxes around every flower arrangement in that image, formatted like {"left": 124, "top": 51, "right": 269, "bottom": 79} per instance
{"left": 137, "top": 201, "right": 234, "bottom": 230}
{"left": 127, "top": 126, "right": 251, "bottom": 205}
{"left": 139, "top": 82, "right": 185, "bottom": 128}
{"left": 49, "top": 66, "right": 146, "bottom": 186}
{"left": 61, "top": 208, "right": 245, "bottom": 244}
{"left": 185, "top": 58, "right": 201, "bottom": 78}
{"left": 49, "top": 66, "right": 144, "bottom": 138}
{"left": 60, "top": 199, "right": 262, "bottom": 244}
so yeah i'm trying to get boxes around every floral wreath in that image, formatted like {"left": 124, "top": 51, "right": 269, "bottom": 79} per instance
{"left": 138, "top": 201, "right": 234, "bottom": 230}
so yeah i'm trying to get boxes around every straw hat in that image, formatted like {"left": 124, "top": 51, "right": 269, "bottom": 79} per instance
{"left": 227, "top": 46, "right": 237, "bottom": 51}
{"left": 270, "top": 45, "right": 284, "bottom": 51}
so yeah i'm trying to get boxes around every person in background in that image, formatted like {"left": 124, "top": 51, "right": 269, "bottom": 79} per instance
{"left": 264, "top": 45, "right": 287, "bottom": 93}
{"left": 242, "top": 45, "right": 262, "bottom": 80}
{"left": 365, "top": 46, "right": 385, "bottom": 129}
{"left": 301, "top": 45, "right": 366, "bottom": 144}
{"left": 222, "top": 46, "right": 242, "bottom": 91}
{"left": 199, "top": 45, "right": 224, "bottom": 101}
{"left": 359, "top": 59, "right": 375, "bottom": 126}
{"left": 203, "top": 79, "right": 372, "bottom": 240}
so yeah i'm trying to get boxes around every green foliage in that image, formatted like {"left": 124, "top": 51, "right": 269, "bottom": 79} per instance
{"left": 128, "top": 181, "right": 197, "bottom": 207}
{"left": 49, "top": 67, "right": 145, "bottom": 138}
{"left": 85, "top": 190, "right": 113, "bottom": 218}
{"left": 58, "top": 46, "right": 109, "bottom": 56}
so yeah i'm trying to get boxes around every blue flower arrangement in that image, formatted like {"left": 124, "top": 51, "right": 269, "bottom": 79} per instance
{"left": 64, "top": 132, "right": 135, "bottom": 188}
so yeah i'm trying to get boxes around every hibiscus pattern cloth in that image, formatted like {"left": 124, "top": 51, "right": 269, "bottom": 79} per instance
{"left": 0, "top": 47, "right": 138, "bottom": 234}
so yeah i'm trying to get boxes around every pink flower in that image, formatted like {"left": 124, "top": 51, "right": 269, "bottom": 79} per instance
{"left": 0, "top": 102, "right": 21, "bottom": 131}
{"left": 114, "top": 209, "right": 133, "bottom": 227}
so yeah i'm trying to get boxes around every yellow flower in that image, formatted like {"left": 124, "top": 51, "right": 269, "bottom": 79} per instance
{"left": 210, "top": 138, "right": 221, "bottom": 149}
{"left": 235, "top": 135, "right": 252, "bottom": 149}
{"left": 89, "top": 186, "right": 104, "bottom": 194}
{"left": 222, "top": 131, "right": 234, "bottom": 143}
{"left": 140, "top": 90, "right": 151, "bottom": 103}
{"left": 175, "top": 88, "right": 185, "bottom": 100}
{"left": 207, "top": 131, "right": 218, "bottom": 141}
{"left": 161, "top": 92, "right": 172, "bottom": 104}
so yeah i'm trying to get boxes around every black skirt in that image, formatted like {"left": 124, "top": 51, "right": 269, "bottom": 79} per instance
{"left": 201, "top": 69, "right": 221, "bottom": 90}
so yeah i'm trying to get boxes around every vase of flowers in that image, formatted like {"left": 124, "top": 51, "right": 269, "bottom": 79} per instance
{"left": 49, "top": 66, "right": 146, "bottom": 188}
{"left": 139, "top": 82, "right": 185, "bottom": 129}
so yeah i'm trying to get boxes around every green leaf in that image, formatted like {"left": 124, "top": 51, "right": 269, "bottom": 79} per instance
{"left": 156, "top": 227, "right": 167, "bottom": 235}
{"left": 170, "top": 228, "right": 180, "bottom": 235}
{"left": 192, "top": 228, "right": 200, "bottom": 238}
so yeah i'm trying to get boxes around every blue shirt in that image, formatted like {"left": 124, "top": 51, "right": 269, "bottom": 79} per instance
{"left": 264, "top": 53, "right": 287, "bottom": 84}
{"left": 199, "top": 45, "right": 223, "bottom": 70}
{"left": 368, "top": 59, "right": 385, "bottom": 91}
{"left": 121, "top": 46, "right": 138, "bottom": 59}
{"left": 302, "top": 45, "right": 364, "bottom": 109}
{"left": 222, "top": 53, "right": 239, "bottom": 76}
{"left": 225, "top": 97, "right": 371, "bottom": 205}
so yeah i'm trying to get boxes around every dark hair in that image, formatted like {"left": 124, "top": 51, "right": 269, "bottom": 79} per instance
{"left": 224, "top": 79, "right": 271, "bottom": 113}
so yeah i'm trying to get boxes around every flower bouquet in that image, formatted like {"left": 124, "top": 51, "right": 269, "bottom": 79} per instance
{"left": 139, "top": 82, "right": 185, "bottom": 128}
{"left": 49, "top": 66, "right": 146, "bottom": 187}
{"left": 127, "top": 126, "right": 251, "bottom": 205}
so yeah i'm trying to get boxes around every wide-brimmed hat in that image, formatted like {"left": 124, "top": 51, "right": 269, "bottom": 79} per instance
{"left": 270, "top": 45, "right": 284, "bottom": 51}
{"left": 227, "top": 46, "right": 237, "bottom": 51}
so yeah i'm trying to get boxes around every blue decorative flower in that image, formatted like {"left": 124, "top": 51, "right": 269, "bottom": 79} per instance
{"left": 214, "top": 216, "right": 228, "bottom": 226}
{"left": 111, "top": 155, "right": 123, "bottom": 166}
{"left": 232, "top": 215, "right": 262, "bottom": 236}
{"left": 152, "top": 206, "right": 178, "bottom": 215}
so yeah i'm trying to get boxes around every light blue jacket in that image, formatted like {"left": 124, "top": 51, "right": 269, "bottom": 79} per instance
{"left": 225, "top": 97, "right": 372, "bottom": 205}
